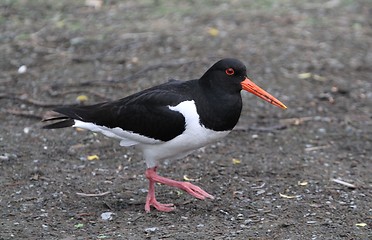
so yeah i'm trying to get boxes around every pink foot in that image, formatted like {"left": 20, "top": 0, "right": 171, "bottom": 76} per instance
{"left": 145, "top": 172, "right": 175, "bottom": 212}
{"left": 174, "top": 181, "right": 215, "bottom": 200}
{"left": 145, "top": 194, "right": 175, "bottom": 212}
{"left": 144, "top": 167, "right": 214, "bottom": 212}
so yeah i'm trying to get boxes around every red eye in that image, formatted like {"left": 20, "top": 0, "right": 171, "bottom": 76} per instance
{"left": 225, "top": 68, "right": 234, "bottom": 75}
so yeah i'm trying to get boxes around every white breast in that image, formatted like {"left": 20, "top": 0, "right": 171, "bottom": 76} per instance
{"left": 141, "top": 100, "right": 230, "bottom": 168}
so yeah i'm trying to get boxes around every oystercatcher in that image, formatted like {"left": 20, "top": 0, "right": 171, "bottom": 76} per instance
{"left": 43, "top": 58, "right": 287, "bottom": 212}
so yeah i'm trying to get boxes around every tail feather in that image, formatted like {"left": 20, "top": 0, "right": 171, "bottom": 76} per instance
{"left": 42, "top": 103, "right": 108, "bottom": 129}
{"left": 42, "top": 119, "right": 75, "bottom": 129}
{"left": 42, "top": 110, "right": 75, "bottom": 129}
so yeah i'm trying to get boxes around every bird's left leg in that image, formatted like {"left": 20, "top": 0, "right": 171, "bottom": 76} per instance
{"left": 145, "top": 167, "right": 175, "bottom": 212}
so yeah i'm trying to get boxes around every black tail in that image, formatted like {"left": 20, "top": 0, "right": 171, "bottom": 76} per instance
{"left": 42, "top": 103, "right": 105, "bottom": 129}
{"left": 42, "top": 118, "right": 75, "bottom": 129}
{"left": 42, "top": 111, "right": 75, "bottom": 129}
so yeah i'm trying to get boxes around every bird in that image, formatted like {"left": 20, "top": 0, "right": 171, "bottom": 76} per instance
{"left": 42, "top": 58, "right": 287, "bottom": 212}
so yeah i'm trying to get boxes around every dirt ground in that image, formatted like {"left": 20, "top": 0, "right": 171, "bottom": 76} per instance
{"left": 1, "top": 0, "right": 371, "bottom": 239}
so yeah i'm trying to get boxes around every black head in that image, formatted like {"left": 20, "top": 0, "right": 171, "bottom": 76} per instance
{"left": 199, "top": 58, "right": 248, "bottom": 94}
{"left": 199, "top": 58, "right": 287, "bottom": 109}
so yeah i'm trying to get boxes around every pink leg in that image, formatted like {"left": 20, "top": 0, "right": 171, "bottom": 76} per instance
{"left": 145, "top": 172, "right": 175, "bottom": 212}
{"left": 144, "top": 167, "right": 214, "bottom": 212}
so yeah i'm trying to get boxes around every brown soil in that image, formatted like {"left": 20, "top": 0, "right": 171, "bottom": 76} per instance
{"left": 1, "top": 1, "right": 371, "bottom": 239}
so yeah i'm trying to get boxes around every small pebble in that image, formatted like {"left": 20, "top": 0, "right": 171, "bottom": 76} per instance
{"left": 23, "top": 127, "right": 31, "bottom": 134}
{"left": 18, "top": 65, "right": 27, "bottom": 74}
{"left": 144, "top": 227, "right": 159, "bottom": 233}
{"left": 256, "top": 189, "right": 266, "bottom": 195}
{"left": 307, "top": 221, "right": 317, "bottom": 224}
{"left": 0, "top": 153, "right": 17, "bottom": 161}
{"left": 100, "top": 212, "right": 114, "bottom": 221}
{"left": 317, "top": 128, "right": 326, "bottom": 134}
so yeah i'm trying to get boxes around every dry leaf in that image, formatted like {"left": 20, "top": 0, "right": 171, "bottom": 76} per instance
{"left": 74, "top": 223, "right": 84, "bottom": 229}
{"left": 279, "top": 193, "right": 298, "bottom": 199}
{"left": 313, "top": 74, "right": 327, "bottom": 81}
{"left": 298, "top": 181, "right": 308, "bottom": 186}
{"left": 298, "top": 73, "right": 312, "bottom": 79}
{"left": 183, "top": 175, "right": 200, "bottom": 182}
{"left": 76, "top": 95, "right": 88, "bottom": 103}
{"left": 355, "top": 223, "right": 367, "bottom": 227}
{"left": 207, "top": 27, "right": 219, "bottom": 37}
{"left": 232, "top": 158, "right": 241, "bottom": 164}
{"left": 298, "top": 72, "right": 327, "bottom": 81}
{"left": 87, "top": 155, "right": 99, "bottom": 161}
{"left": 85, "top": 0, "right": 103, "bottom": 9}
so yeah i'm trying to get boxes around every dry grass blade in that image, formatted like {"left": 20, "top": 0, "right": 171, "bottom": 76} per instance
{"left": 76, "top": 191, "right": 111, "bottom": 197}
{"left": 331, "top": 178, "right": 357, "bottom": 189}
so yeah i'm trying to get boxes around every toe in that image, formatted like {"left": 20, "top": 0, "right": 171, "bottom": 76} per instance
{"left": 146, "top": 199, "right": 176, "bottom": 212}
{"left": 182, "top": 182, "right": 214, "bottom": 200}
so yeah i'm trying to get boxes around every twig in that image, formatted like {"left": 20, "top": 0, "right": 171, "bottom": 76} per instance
{"left": 331, "top": 178, "right": 356, "bottom": 189}
{"left": 76, "top": 191, "right": 111, "bottom": 197}
{"left": 234, "top": 124, "right": 286, "bottom": 132}
{"left": 0, "top": 94, "right": 62, "bottom": 107}
{"left": 45, "top": 86, "right": 112, "bottom": 101}
{"left": 70, "top": 54, "right": 127, "bottom": 64}
{"left": 76, "top": 212, "right": 95, "bottom": 218}
{"left": 251, "top": 182, "right": 266, "bottom": 189}
{"left": 280, "top": 116, "right": 333, "bottom": 126}
{"left": 42, "top": 58, "right": 195, "bottom": 88}
{"left": 116, "top": 58, "right": 194, "bottom": 83}
{"left": 3, "top": 109, "right": 42, "bottom": 120}
{"left": 305, "top": 145, "right": 331, "bottom": 152}
{"left": 16, "top": 40, "right": 70, "bottom": 55}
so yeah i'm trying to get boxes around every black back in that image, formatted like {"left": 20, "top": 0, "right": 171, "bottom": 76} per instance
{"left": 43, "top": 58, "right": 248, "bottom": 141}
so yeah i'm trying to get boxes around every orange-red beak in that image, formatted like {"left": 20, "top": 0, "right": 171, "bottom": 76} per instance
{"left": 241, "top": 77, "right": 287, "bottom": 109}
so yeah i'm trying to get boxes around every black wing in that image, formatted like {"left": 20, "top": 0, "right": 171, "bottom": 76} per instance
{"left": 43, "top": 80, "right": 196, "bottom": 141}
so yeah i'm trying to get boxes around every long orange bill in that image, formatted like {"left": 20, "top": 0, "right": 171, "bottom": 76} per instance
{"left": 241, "top": 77, "right": 287, "bottom": 109}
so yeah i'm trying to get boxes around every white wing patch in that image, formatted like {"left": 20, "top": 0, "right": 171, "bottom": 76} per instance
{"left": 73, "top": 120, "right": 161, "bottom": 146}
